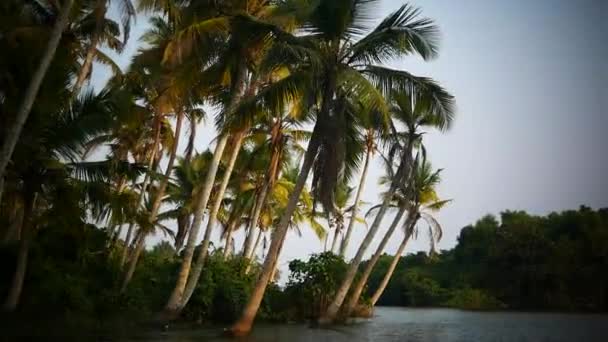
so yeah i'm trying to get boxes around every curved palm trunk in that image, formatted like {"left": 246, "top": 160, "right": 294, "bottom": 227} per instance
{"left": 120, "top": 231, "right": 145, "bottom": 293}
{"left": 0, "top": 0, "right": 74, "bottom": 205}
{"left": 163, "top": 134, "right": 228, "bottom": 313}
{"left": 121, "top": 113, "right": 183, "bottom": 288}
{"left": 343, "top": 207, "right": 410, "bottom": 316}
{"left": 339, "top": 145, "right": 371, "bottom": 257}
{"left": 178, "top": 132, "right": 245, "bottom": 310}
{"left": 320, "top": 143, "right": 413, "bottom": 324}
{"left": 229, "top": 124, "right": 322, "bottom": 336}
{"left": 164, "top": 64, "right": 246, "bottom": 314}
{"left": 244, "top": 117, "right": 282, "bottom": 260}
{"left": 3, "top": 193, "right": 37, "bottom": 312}
{"left": 370, "top": 220, "right": 417, "bottom": 306}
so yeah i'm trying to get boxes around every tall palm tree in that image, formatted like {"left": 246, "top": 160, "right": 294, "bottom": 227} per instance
{"left": 0, "top": 0, "right": 75, "bottom": 205}
{"left": 339, "top": 107, "right": 385, "bottom": 257}
{"left": 340, "top": 87, "right": 456, "bottom": 316}
{"left": 162, "top": 0, "right": 299, "bottom": 316}
{"left": 231, "top": 1, "right": 454, "bottom": 335}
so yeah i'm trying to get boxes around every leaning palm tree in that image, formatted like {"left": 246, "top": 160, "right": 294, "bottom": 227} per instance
{"left": 340, "top": 86, "right": 456, "bottom": 316}
{"left": 369, "top": 161, "right": 449, "bottom": 307}
{"left": 231, "top": 1, "right": 454, "bottom": 335}
{"left": 164, "top": 0, "right": 302, "bottom": 317}
{"left": 339, "top": 107, "right": 385, "bottom": 257}
{"left": 0, "top": 0, "right": 75, "bottom": 205}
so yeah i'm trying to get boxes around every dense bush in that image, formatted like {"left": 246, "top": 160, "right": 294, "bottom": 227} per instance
{"left": 283, "top": 252, "right": 348, "bottom": 320}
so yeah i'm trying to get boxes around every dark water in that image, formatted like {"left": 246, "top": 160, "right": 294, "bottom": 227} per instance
{"left": 120, "top": 307, "right": 608, "bottom": 342}
{"left": 16, "top": 307, "right": 608, "bottom": 341}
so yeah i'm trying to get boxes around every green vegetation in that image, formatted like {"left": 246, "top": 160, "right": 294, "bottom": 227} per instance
{"left": 364, "top": 207, "right": 608, "bottom": 312}
{"left": 1, "top": 0, "right": 604, "bottom": 338}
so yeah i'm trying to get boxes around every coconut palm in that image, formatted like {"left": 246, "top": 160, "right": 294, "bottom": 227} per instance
{"left": 162, "top": 0, "right": 302, "bottom": 316}
{"left": 231, "top": 1, "right": 454, "bottom": 334}
{"left": 0, "top": 0, "right": 75, "bottom": 205}
{"left": 72, "top": 0, "right": 135, "bottom": 93}
{"left": 339, "top": 107, "right": 385, "bottom": 257}
{"left": 339, "top": 86, "right": 456, "bottom": 316}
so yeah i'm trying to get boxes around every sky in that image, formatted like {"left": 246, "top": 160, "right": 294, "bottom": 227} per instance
{"left": 94, "top": 0, "right": 608, "bottom": 278}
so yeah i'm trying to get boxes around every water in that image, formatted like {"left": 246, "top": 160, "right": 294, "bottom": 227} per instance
{"left": 16, "top": 307, "right": 608, "bottom": 341}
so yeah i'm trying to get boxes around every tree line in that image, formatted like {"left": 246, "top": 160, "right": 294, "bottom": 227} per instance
{"left": 365, "top": 207, "right": 608, "bottom": 312}
{"left": 0, "top": 0, "right": 458, "bottom": 336}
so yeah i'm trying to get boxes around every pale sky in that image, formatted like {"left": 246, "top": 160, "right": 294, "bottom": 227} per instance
{"left": 93, "top": 0, "right": 608, "bottom": 278}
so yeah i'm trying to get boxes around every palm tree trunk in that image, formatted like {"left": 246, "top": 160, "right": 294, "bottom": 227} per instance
{"left": 150, "top": 111, "right": 184, "bottom": 218}
{"left": 223, "top": 217, "right": 239, "bottom": 258}
{"left": 120, "top": 231, "right": 145, "bottom": 293}
{"left": 249, "top": 229, "right": 263, "bottom": 260}
{"left": 0, "top": 0, "right": 74, "bottom": 205}
{"left": 229, "top": 123, "right": 322, "bottom": 336}
{"left": 330, "top": 225, "right": 340, "bottom": 254}
{"left": 2, "top": 204, "right": 23, "bottom": 243}
{"left": 121, "top": 112, "right": 184, "bottom": 286}
{"left": 73, "top": 42, "right": 97, "bottom": 93}
{"left": 242, "top": 225, "right": 257, "bottom": 258}
{"left": 164, "top": 62, "right": 247, "bottom": 314}
{"left": 342, "top": 207, "right": 409, "bottom": 317}
{"left": 339, "top": 145, "right": 371, "bottom": 257}
{"left": 73, "top": 0, "right": 106, "bottom": 93}
{"left": 267, "top": 243, "right": 283, "bottom": 283}
{"left": 120, "top": 122, "right": 162, "bottom": 268}
{"left": 174, "top": 214, "right": 191, "bottom": 252}
{"left": 320, "top": 143, "right": 413, "bottom": 324}
{"left": 121, "top": 111, "right": 184, "bottom": 292}
{"left": 178, "top": 132, "right": 245, "bottom": 310}
{"left": 163, "top": 133, "right": 228, "bottom": 313}
{"left": 3, "top": 193, "right": 37, "bottom": 312}
{"left": 370, "top": 226, "right": 415, "bottom": 306}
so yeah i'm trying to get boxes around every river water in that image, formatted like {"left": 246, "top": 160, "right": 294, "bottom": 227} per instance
{"left": 113, "top": 307, "right": 608, "bottom": 342}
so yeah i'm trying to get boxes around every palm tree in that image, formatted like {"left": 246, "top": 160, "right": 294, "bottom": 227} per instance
{"left": 339, "top": 107, "right": 385, "bottom": 257}
{"left": 162, "top": 0, "right": 299, "bottom": 316}
{"left": 0, "top": 0, "right": 75, "bottom": 205}
{"left": 340, "top": 86, "right": 456, "bottom": 316}
{"left": 369, "top": 160, "right": 449, "bottom": 307}
{"left": 2, "top": 87, "right": 131, "bottom": 311}
{"left": 231, "top": 1, "right": 454, "bottom": 334}
{"left": 73, "top": 0, "right": 135, "bottom": 93}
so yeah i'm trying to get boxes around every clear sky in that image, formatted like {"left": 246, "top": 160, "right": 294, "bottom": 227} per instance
{"left": 94, "top": 0, "right": 608, "bottom": 277}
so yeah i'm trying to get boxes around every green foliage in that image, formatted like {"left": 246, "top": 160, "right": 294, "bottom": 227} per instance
{"left": 284, "top": 252, "right": 348, "bottom": 320}
{"left": 184, "top": 253, "right": 255, "bottom": 323}
{"left": 365, "top": 207, "right": 608, "bottom": 312}
{"left": 444, "top": 288, "right": 505, "bottom": 310}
